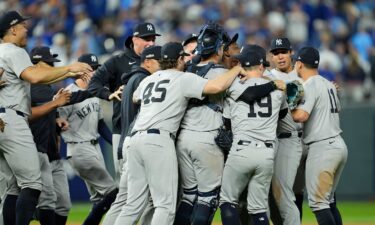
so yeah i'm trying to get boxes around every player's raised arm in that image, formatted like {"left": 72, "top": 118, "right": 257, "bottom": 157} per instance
{"left": 21, "top": 61, "right": 92, "bottom": 84}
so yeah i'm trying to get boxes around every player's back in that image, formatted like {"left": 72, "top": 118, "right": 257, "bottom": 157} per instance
{"left": 181, "top": 66, "right": 227, "bottom": 131}
{"left": 228, "top": 77, "right": 287, "bottom": 142}
{"left": 301, "top": 75, "right": 342, "bottom": 144}
{"left": 132, "top": 69, "right": 207, "bottom": 136}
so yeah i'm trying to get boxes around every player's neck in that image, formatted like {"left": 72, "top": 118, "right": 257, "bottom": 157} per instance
{"left": 200, "top": 55, "right": 220, "bottom": 65}
{"left": 276, "top": 65, "right": 293, "bottom": 74}
{"left": 246, "top": 71, "right": 262, "bottom": 78}
{"left": 301, "top": 70, "right": 318, "bottom": 81}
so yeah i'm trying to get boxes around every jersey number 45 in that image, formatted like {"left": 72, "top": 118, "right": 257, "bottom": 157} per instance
{"left": 143, "top": 80, "right": 170, "bottom": 104}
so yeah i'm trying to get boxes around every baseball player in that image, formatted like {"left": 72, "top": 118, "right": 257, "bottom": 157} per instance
{"left": 29, "top": 46, "right": 92, "bottom": 225}
{"left": 268, "top": 37, "right": 305, "bottom": 225}
{"left": 114, "top": 42, "right": 247, "bottom": 225}
{"left": 175, "top": 23, "right": 229, "bottom": 225}
{"left": 182, "top": 33, "right": 198, "bottom": 63}
{"left": 88, "top": 22, "right": 161, "bottom": 181}
{"left": 58, "top": 53, "right": 118, "bottom": 225}
{"left": 219, "top": 47, "right": 287, "bottom": 225}
{"left": 291, "top": 47, "right": 347, "bottom": 225}
{"left": 0, "top": 11, "right": 91, "bottom": 225}
{"left": 222, "top": 33, "right": 240, "bottom": 69}
{"left": 29, "top": 46, "right": 71, "bottom": 225}
{"left": 102, "top": 45, "right": 162, "bottom": 225}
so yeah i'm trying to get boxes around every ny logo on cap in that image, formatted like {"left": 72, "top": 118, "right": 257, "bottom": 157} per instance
{"left": 315, "top": 60, "right": 318, "bottom": 64}
{"left": 91, "top": 55, "right": 97, "bottom": 62}
{"left": 276, "top": 39, "right": 282, "bottom": 46}
{"left": 10, "top": 19, "right": 18, "bottom": 26}
{"left": 147, "top": 24, "right": 153, "bottom": 31}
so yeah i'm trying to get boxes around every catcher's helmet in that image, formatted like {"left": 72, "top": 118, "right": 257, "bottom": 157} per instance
{"left": 196, "top": 22, "right": 224, "bottom": 57}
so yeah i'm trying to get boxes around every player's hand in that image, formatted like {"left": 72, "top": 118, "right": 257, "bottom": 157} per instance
{"left": 67, "top": 62, "right": 93, "bottom": 77}
{"left": 56, "top": 117, "right": 69, "bottom": 131}
{"left": 0, "top": 80, "right": 6, "bottom": 89}
{"left": 53, "top": 88, "right": 71, "bottom": 107}
{"left": 333, "top": 82, "right": 341, "bottom": 92}
{"left": 274, "top": 80, "right": 286, "bottom": 92}
{"left": 109, "top": 85, "right": 124, "bottom": 101}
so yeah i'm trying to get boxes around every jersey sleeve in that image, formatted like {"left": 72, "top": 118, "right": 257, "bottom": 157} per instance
{"left": 133, "top": 78, "right": 145, "bottom": 103}
{"left": 296, "top": 80, "right": 316, "bottom": 114}
{"left": 7, "top": 47, "right": 33, "bottom": 78}
{"left": 228, "top": 78, "right": 249, "bottom": 101}
{"left": 180, "top": 72, "right": 208, "bottom": 99}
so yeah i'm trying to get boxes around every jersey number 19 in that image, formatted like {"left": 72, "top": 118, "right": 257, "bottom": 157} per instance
{"left": 248, "top": 95, "right": 272, "bottom": 118}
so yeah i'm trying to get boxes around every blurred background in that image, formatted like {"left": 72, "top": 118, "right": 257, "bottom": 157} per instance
{"left": 2, "top": 0, "right": 374, "bottom": 211}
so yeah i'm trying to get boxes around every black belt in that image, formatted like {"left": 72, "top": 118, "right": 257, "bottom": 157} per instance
{"left": 131, "top": 128, "right": 175, "bottom": 139}
{"left": 278, "top": 131, "right": 303, "bottom": 139}
{"left": 238, "top": 140, "right": 273, "bottom": 149}
{"left": 0, "top": 107, "right": 25, "bottom": 117}
{"left": 67, "top": 139, "right": 99, "bottom": 145}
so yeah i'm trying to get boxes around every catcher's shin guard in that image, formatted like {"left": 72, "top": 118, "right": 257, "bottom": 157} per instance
{"left": 220, "top": 202, "right": 240, "bottom": 225}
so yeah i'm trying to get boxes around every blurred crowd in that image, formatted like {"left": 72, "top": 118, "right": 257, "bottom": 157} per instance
{"left": 1, "top": 0, "right": 374, "bottom": 102}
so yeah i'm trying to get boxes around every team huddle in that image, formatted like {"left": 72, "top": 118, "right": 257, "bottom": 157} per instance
{"left": 0, "top": 10, "right": 347, "bottom": 225}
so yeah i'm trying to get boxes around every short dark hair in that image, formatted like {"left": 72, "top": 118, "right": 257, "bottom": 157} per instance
{"left": 159, "top": 58, "right": 178, "bottom": 70}
{"left": 303, "top": 63, "right": 318, "bottom": 69}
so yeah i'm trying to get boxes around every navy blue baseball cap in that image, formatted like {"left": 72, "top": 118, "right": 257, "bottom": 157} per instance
{"left": 246, "top": 44, "right": 270, "bottom": 67}
{"left": 78, "top": 53, "right": 101, "bottom": 68}
{"left": 30, "top": 46, "right": 60, "bottom": 64}
{"left": 270, "top": 37, "right": 292, "bottom": 52}
{"left": 125, "top": 22, "right": 161, "bottom": 48}
{"left": 294, "top": 47, "right": 320, "bottom": 68}
{"left": 0, "top": 11, "right": 30, "bottom": 37}
{"left": 233, "top": 45, "right": 263, "bottom": 67}
{"left": 161, "top": 42, "right": 189, "bottom": 60}
{"left": 141, "top": 45, "right": 161, "bottom": 61}
{"left": 182, "top": 33, "right": 198, "bottom": 47}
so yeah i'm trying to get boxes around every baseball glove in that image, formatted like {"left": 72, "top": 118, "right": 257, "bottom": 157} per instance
{"left": 286, "top": 80, "right": 304, "bottom": 110}
{"left": 214, "top": 126, "right": 233, "bottom": 155}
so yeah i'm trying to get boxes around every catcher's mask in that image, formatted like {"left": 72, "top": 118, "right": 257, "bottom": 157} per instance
{"left": 196, "top": 22, "right": 224, "bottom": 57}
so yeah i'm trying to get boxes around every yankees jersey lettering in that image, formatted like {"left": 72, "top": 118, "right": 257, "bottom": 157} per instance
{"left": 227, "top": 77, "right": 287, "bottom": 141}
{"left": 132, "top": 69, "right": 208, "bottom": 136}
{"left": 297, "top": 75, "right": 342, "bottom": 144}
{"left": 0, "top": 43, "right": 33, "bottom": 115}
{"left": 58, "top": 83, "right": 103, "bottom": 142}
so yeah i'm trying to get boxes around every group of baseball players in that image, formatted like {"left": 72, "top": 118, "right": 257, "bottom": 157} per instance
{"left": 0, "top": 9, "right": 348, "bottom": 225}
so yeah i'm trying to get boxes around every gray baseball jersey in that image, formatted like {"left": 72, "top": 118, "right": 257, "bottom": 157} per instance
{"left": 0, "top": 43, "right": 33, "bottom": 115}
{"left": 269, "top": 68, "right": 304, "bottom": 225}
{"left": 220, "top": 76, "right": 286, "bottom": 215}
{"left": 297, "top": 75, "right": 342, "bottom": 144}
{"left": 115, "top": 69, "right": 208, "bottom": 225}
{"left": 228, "top": 77, "right": 288, "bottom": 142}
{"left": 59, "top": 83, "right": 102, "bottom": 144}
{"left": 0, "top": 43, "right": 42, "bottom": 195}
{"left": 270, "top": 68, "right": 303, "bottom": 134}
{"left": 296, "top": 75, "right": 347, "bottom": 212}
{"left": 58, "top": 83, "right": 116, "bottom": 201}
{"left": 132, "top": 69, "right": 208, "bottom": 135}
{"left": 180, "top": 66, "right": 227, "bottom": 131}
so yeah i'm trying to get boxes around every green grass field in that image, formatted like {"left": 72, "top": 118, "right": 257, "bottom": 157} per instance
{"left": 51, "top": 201, "right": 375, "bottom": 224}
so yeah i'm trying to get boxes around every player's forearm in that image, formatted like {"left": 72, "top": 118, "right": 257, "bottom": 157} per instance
{"left": 21, "top": 65, "right": 71, "bottom": 84}
{"left": 29, "top": 101, "right": 58, "bottom": 121}
{"left": 237, "top": 82, "right": 276, "bottom": 104}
